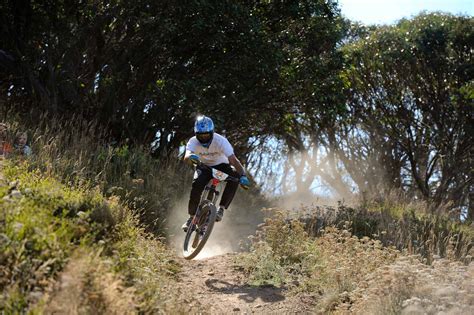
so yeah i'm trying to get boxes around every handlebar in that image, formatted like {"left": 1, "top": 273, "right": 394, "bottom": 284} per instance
{"left": 193, "top": 160, "right": 240, "bottom": 183}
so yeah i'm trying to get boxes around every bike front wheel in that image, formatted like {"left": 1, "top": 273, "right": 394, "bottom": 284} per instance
{"left": 183, "top": 203, "right": 217, "bottom": 260}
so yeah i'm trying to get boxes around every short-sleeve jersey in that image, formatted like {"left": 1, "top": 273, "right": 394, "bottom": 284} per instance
{"left": 186, "top": 133, "right": 234, "bottom": 166}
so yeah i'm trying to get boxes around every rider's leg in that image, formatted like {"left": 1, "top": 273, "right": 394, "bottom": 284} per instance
{"left": 183, "top": 167, "right": 212, "bottom": 231}
{"left": 187, "top": 167, "right": 212, "bottom": 216}
{"left": 213, "top": 163, "right": 240, "bottom": 210}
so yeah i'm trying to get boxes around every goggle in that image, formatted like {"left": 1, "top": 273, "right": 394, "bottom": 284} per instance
{"left": 196, "top": 132, "right": 212, "bottom": 143}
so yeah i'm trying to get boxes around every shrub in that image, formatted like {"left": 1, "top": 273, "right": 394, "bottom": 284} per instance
{"left": 0, "top": 161, "right": 183, "bottom": 313}
{"left": 238, "top": 211, "right": 400, "bottom": 312}
{"left": 298, "top": 202, "right": 473, "bottom": 263}
{"left": 238, "top": 211, "right": 316, "bottom": 286}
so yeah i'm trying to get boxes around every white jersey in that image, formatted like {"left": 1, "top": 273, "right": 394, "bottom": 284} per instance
{"left": 186, "top": 133, "right": 234, "bottom": 166}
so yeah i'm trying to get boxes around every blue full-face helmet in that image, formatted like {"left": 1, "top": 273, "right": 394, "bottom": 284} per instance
{"left": 194, "top": 116, "right": 214, "bottom": 148}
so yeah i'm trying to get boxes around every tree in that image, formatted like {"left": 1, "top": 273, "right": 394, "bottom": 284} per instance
{"left": 1, "top": 0, "right": 346, "bottom": 164}
{"left": 1, "top": 1, "right": 282, "bottom": 154}
{"left": 339, "top": 13, "right": 473, "bottom": 214}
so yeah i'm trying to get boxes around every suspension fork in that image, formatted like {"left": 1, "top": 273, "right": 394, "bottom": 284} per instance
{"left": 206, "top": 181, "right": 220, "bottom": 204}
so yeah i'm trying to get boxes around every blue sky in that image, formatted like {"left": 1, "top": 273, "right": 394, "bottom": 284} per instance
{"left": 338, "top": 0, "right": 473, "bottom": 24}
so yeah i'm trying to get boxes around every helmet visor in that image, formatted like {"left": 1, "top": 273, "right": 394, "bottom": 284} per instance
{"left": 196, "top": 132, "right": 212, "bottom": 143}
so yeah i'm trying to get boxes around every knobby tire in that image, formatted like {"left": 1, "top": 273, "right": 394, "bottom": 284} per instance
{"left": 183, "top": 203, "right": 217, "bottom": 260}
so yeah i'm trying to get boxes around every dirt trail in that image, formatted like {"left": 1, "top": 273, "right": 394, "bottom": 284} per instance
{"left": 178, "top": 253, "right": 315, "bottom": 314}
{"left": 177, "top": 252, "right": 474, "bottom": 314}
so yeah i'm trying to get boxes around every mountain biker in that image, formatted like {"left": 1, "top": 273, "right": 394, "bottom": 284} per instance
{"left": 182, "top": 115, "right": 250, "bottom": 231}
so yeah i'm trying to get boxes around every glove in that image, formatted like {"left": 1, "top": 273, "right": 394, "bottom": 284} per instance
{"left": 189, "top": 154, "right": 200, "bottom": 165}
{"left": 239, "top": 175, "right": 250, "bottom": 189}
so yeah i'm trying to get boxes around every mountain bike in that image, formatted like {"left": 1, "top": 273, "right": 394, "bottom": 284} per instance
{"left": 183, "top": 163, "right": 239, "bottom": 260}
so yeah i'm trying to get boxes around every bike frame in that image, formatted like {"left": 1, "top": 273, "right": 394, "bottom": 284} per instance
{"left": 201, "top": 166, "right": 238, "bottom": 204}
{"left": 202, "top": 173, "right": 224, "bottom": 204}
{"left": 193, "top": 168, "right": 232, "bottom": 225}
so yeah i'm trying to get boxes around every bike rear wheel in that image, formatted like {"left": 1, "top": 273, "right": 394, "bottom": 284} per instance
{"left": 183, "top": 203, "right": 217, "bottom": 260}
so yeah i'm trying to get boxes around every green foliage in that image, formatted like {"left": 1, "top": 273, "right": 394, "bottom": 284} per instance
{"left": 252, "top": 13, "right": 471, "bottom": 219}
{"left": 0, "top": 163, "right": 113, "bottom": 310}
{"left": 0, "top": 161, "right": 182, "bottom": 312}
{"left": 238, "top": 211, "right": 318, "bottom": 287}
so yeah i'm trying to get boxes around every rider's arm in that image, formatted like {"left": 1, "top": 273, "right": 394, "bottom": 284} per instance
{"left": 183, "top": 150, "right": 194, "bottom": 164}
{"left": 228, "top": 154, "right": 246, "bottom": 176}
{"left": 184, "top": 138, "right": 198, "bottom": 164}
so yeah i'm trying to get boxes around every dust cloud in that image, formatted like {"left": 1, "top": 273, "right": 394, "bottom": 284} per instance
{"left": 263, "top": 145, "right": 395, "bottom": 212}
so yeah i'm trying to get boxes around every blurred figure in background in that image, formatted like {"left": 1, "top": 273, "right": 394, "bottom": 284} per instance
{"left": 14, "top": 131, "right": 32, "bottom": 157}
{"left": 0, "top": 123, "right": 13, "bottom": 158}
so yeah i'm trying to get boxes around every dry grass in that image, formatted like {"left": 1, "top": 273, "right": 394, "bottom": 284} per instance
{"left": 108, "top": 204, "right": 187, "bottom": 314}
{"left": 296, "top": 201, "right": 473, "bottom": 264}
{"left": 8, "top": 116, "right": 192, "bottom": 235}
{"left": 41, "top": 249, "right": 137, "bottom": 314}
{"left": 237, "top": 212, "right": 398, "bottom": 310}
{"left": 348, "top": 255, "right": 474, "bottom": 314}
{"left": 238, "top": 208, "right": 474, "bottom": 314}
